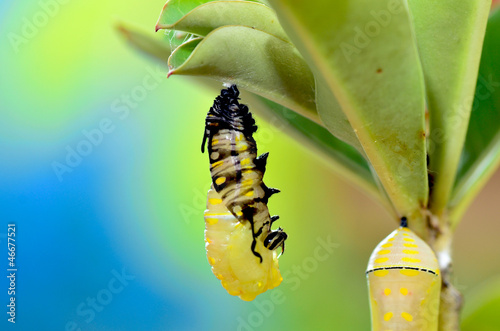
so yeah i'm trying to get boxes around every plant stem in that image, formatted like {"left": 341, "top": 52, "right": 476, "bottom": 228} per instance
{"left": 439, "top": 270, "right": 463, "bottom": 331}
{"left": 427, "top": 213, "right": 463, "bottom": 331}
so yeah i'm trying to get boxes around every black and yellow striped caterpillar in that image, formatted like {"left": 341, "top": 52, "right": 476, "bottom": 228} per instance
{"left": 366, "top": 217, "right": 441, "bottom": 330}
{"left": 202, "top": 85, "right": 287, "bottom": 301}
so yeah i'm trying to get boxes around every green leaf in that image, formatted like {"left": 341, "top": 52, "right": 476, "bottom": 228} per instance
{"left": 156, "top": 0, "right": 289, "bottom": 42}
{"left": 269, "top": 0, "right": 427, "bottom": 225}
{"left": 450, "top": 9, "right": 500, "bottom": 225}
{"left": 116, "top": 22, "right": 175, "bottom": 64}
{"left": 407, "top": 0, "right": 491, "bottom": 218}
{"left": 168, "top": 25, "right": 319, "bottom": 123}
{"left": 155, "top": 0, "right": 268, "bottom": 29}
{"left": 462, "top": 276, "right": 500, "bottom": 331}
{"left": 168, "top": 37, "right": 202, "bottom": 69}
{"left": 315, "top": 75, "right": 363, "bottom": 152}
{"left": 155, "top": 0, "right": 217, "bottom": 28}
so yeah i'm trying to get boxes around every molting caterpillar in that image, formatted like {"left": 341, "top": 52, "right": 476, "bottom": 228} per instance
{"left": 366, "top": 217, "right": 441, "bottom": 331}
{"left": 202, "top": 85, "right": 287, "bottom": 301}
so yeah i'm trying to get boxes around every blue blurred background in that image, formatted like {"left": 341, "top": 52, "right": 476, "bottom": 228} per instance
{"left": 1, "top": 1, "right": 499, "bottom": 330}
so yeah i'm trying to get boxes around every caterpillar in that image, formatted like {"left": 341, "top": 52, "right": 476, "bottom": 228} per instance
{"left": 366, "top": 217, "right": 441, "bottom": 331}
{"left": 202, "top": 85, "right": 287, "bottom": 301}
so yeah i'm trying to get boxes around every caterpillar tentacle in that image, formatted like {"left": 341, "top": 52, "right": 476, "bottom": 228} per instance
{"left": 246, "top": 211, "right": 263, "bottom": 263}
{"left": 270, "top": 215, "right": 280, "bottom": 225}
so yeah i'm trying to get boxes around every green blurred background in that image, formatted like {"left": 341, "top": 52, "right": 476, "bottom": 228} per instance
{"left": 0, "top": 0, "right": 499, "bottom": 330}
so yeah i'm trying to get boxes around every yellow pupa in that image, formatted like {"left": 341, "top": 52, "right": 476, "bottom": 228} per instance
{"left": 204, "top": 187, "right": 283, "bottom": 301}
{"left": 366, "top": 217, "right": 441, "bottom": 331}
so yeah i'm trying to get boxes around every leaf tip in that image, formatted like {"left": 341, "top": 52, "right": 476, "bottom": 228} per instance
{"left": 155, "top": 1, "right": 170, "bottom": 32}
{"left": 115, "top": 22, "right": 131, "bottom": 40}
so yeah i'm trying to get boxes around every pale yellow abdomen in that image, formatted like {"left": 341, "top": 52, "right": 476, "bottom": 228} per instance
{"left": 204, "top": 188, "right": 282, "bottom": 301}
{"left": 366, "top": 226, "right": 441, "bottom": 330}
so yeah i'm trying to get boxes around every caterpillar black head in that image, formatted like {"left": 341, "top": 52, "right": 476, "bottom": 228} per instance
{"left": 264, "top": 228, "right": 288, "bottom": 255}
{"left": 201, "top": 85, "right": 257, "bottom": 153}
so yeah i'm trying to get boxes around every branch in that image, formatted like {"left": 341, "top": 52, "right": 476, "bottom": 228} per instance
{"left": 439, "top": 270, "right": 463, "bottom": 331}
{"left": 427, "top": 213, "right": 463, "bottom": 331}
